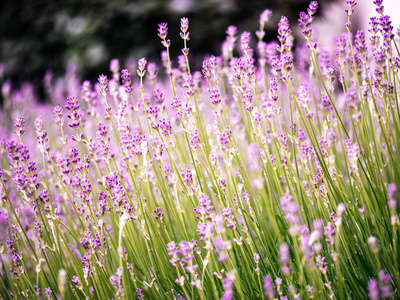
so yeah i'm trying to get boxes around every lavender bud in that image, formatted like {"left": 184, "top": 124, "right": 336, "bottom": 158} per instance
{"left": 279, "top": 243, "right": 291, "bottom": 274}
{"left": 379, "top": 270, "right": 394, "bottom": 298}
{"left": 13, "top": 116, "right": 25, "bottom": 137}
{"left": 308, "top": 1, "right": 318, "bottom": 16}
{"left": 158, "top": 23, "right": 168, "bottom": 40}
{"left": 71, "top": 275, "right": 83, "bottom": 290}
{"left": 260, "top": 9, "right": 272, "bottom": 24}
{"left": 98, "top": 74, "right": 108, "bottom": 96}
{"left": 110, "top": 58, "right": 120, "bottom": 81}
{"left": 254, "top": 253, "right": 260, "bottom": 264}
{"left": 368, "top": 279, "right": 380, "bottom": 299}
{"left": 368, "top": 236, "right": 379, "bottom": 253}
{"left": 263, "top": 275, "right": 275, "bottom": 299}
{"left": 337, "top": 203, "right": 346, "bottom": 217}
{"left": 0, "top": 209, "right": 9, "bottom": 246}
{"left": 137, "top": 57, "right": 147, "bottom": 77}
{"left": 136, "top": 288, "right": 145, "bottom": 300}
{"left": 53, "top": 106, "right": 64, "bottom": 127}
{"left": 345, "top": 1, "right": 357, "bottom": 16}
{"left": 306, "top": 285, "right": 314, "bottom": 298}
{"left": 388, "top": 183, "right": 398, "bottom": 199}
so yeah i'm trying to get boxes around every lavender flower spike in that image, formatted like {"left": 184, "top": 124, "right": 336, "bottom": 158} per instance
{"left": 13, "top": 116, "right": 25, "bottom": 137}
{"left": 0, "top": 209, "right": 9, "bottom": 246}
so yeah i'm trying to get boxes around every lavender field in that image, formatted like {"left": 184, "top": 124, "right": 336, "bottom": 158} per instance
{"left": 0, "top": 0, "right": 399, "bottom": 299}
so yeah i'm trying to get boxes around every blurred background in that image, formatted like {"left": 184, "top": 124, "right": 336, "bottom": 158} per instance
{"left": 0, "top": 0, "right": 398, "bottom": 103}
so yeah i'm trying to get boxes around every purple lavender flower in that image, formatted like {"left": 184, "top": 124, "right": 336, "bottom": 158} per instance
{"left": 275, "top": 277, "right": 283, "bottom": 296}
{"left": 307, "top": 1, "right": 318, "bottom": 16}
{"left": 306, "top": 285, "right": 314, "bottom": 298}
{"left": 337, "top": 203, "right": 346, "bottom": 217}
{"left": 280, "top": 193, "right": 302, "bottom": 235}
{"left": 240, "top": 31, "right": 251, "bottom": 55}
{"left": 71, "top": 276, "right": 83, "bottom": 290}
{"left": 263, "top": 275, "right": 275, "bottom": 299}
{"left": 147, "top": 62, "right": 158, "bottom": 81}
{"left": 279, "top": 243, "right": 291, "bottom": 275}
{"left": 65, "top": 96, "right": 80, "bottom": 112}
{"left": 277, "top": 16, "right": 291, "bottom": 46}
{"left": 260, "top": 9, "right": 272, "bottom": 24}
{"left": 379, "top": 270, "right": 394, "bottom": 298}
{"left": 180, "top": 17, "right": 189, "bottom": 33}
{"left": 53, "top": 106, "right": 64, "bottom": 127}
{"left": 345, "top": 0, "right": 357, "bottom": 16}
{"left": 316, "top": 255, "right": 327, "bottom": 274}
{"left": 279, "top": 243, "right": 290, "bottom": 264}
{"left": 158, "top": 23, "right": 170, "bottom": 48}
{"left": 158, "top": 23, "right": 168, "bottom": 40}
{"left": 388, "top": 183, "right": 397, "bottom": 199}
{"left": 157, "top": 119, "right": 172, "bottom": 137}
{"left": 0, "top": 209, "right": 9, "bottom": 245}
{"left": 154, "top": 88, "right": 165, "bottom": 105}
{"left": 13, "top": 116, "right": 25, "bottom": 137}
{"left": 373, "top": 0, "right": 383, "bottom": 6}
{"left": 213, "top": 236, "right": 231, "bottom": 262}
{"left": 121, "top": 69, "right": 132, "bottom": 87}
{"left": 178, "top": 55, "right": 187, "bottom": 71}
{"left": 167, "top": 241, "right": 180, "bottom": 266}
{"left": 298, "top": 83, "right": 311, "bottom": 110}
{"left": 226, "top": 25, "right": 237, "bottom": 37}
{"left": 324, "top": 222, "right": 336, "bottom": 246}
{"left": 368, "top": 279, "right": 380, "bottom": 299}
{"left": 98, "top": 74, "right": 108, "bottom": 96}
{"left": 355, "top": 30, "right": 367, "bottom": 57}
{"left": 137, "top": 57, "right": 147, "bottom": 77}
{"left": 180, "top": 17, "right": 190, "bottom": 43}
{"left": 221, "top": 271, "right": 235, "bottom": 300}
{"left": 110, "top": 267, "right": 125, "bottom": 298}
{"left": 109, "top": 58, "right": 119, "bottom": 73}
{"left": 45, "top": 287, "right": 52, "bottom": 299}
{"left": 34, "top": 117, "right": 50, "bottom": 153}
{"left": 136, "top": 288, "right": 145, "bottom": 300}
{"left": 298, "top": 11, "right": 313, "bottom": 38}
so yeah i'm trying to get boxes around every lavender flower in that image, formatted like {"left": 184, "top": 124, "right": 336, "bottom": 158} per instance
{"left": 98, "top": 74, "right": 108, "bottom": 96}
{"left": 110, "top": 58, "right": 120, "bottom": 81}
{"left": 221, "top": 270, "right": 235, "bottom": 300}
{"left": 263, "top": 275, "right": 275, "bottom": 299}
{"left": 34, "top": 117, "right": 50, "bottom": 153}
{"left": 158, "top": 23, "right": 170, "bottom": 48}
{"left": 306, "top": 285, "right": 314, "bottom": 298}
{"left": 279, "top": 243, "right": 291, "bottom": 275}
{"left": 368, "top": 279, "right": 380, "bottom": 299}
{"left": 308, "top": 1, "right": 318, "bottom": 16}
{"left": 137, "top": 57, "right": 147, "bottom": 78}
{"left": 388, "top": 183, "right": 397, "bottom": 199}
{"left": 158, "top": 23, "right": 168, "bottom": 40}
{"left": 180, "top": 17, "right": 190, "bottom": 45}
{"left": 0, "top": 8, "right": 399, "bottom": 300}
{"left": 240, "top": 31, "right": 252, "bottom": 56}
{"left": 110, "top": 267, "right": 125, "bottom": 298}
{"left": 345, "top": 0, "right": 357, "bottom": 16}
{"left": 379, "top": 270, "right": 394, "bottom": 298}
{"left": 277, "top": 16, "right": 291, "bottom": 49}
{"left": 0, "top": 209, "right": 9, "bottom": 246}
{"left": 13, "top": 116, "right": 25, "bottom": 137}
{"left": 137, "top": 288, "right": 145, "bottom": 300}
{"left": 53, "top": 105, "right": 64, "bottom": 127}
{"left": 324, "top": 222, "right": 336, "bottom": 246}
{"left": 71, "top": 276, "right": 83, "bottom": 290}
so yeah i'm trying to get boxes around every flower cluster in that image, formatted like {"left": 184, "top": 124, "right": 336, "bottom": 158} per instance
{"left": 0, "top": 1, "right": 399, "bottom": 299}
